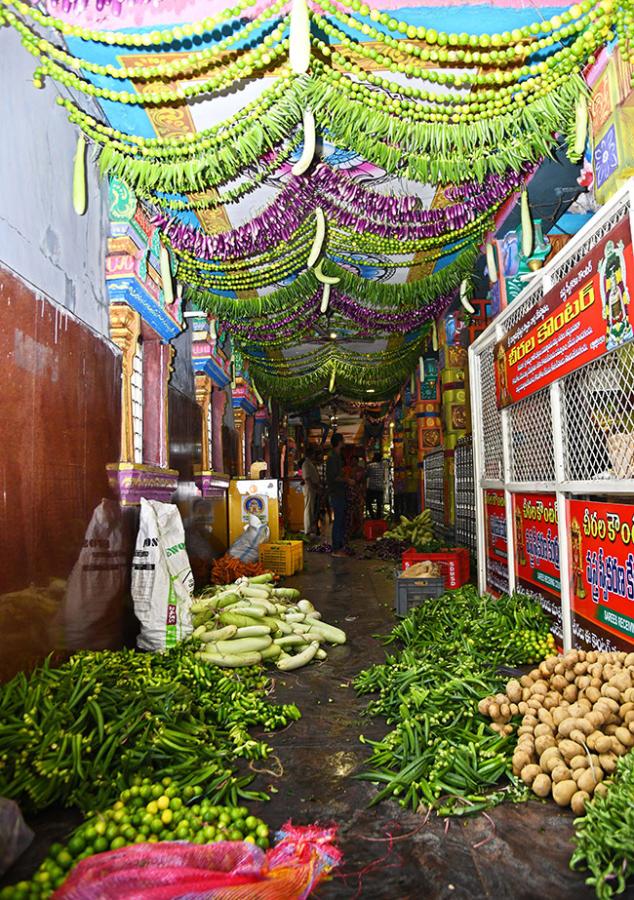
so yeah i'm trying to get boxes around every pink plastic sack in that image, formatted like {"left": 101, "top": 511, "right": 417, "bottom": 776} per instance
{"left": 53, "top": 823, "right": 340, "bottom": 900}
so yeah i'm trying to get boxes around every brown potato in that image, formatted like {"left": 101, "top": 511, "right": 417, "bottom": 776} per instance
{"left": 558, "top": 719, "right": 584, "bottom": 739}
{"left": 576, "top": 676, "right": 591, "bottom": 691}
{"left": 571, "top": 790, "right": 590, "bottom": 815}
{"left": 569, "top": 755, "right": 589, "bottom": 771}
{"left": 518, "top": 701, "right": 529, "bottom": 715}
{"left": 593, "top": 782, "right": 609, "bottom": 798}
{"left": 551, "top": 764, "right": 572, "bottom": 783}
{"left": 586, "top": 710, "right": 605, "bottom": 729}
{"left": 586, "top": 651, "right": 598, "bottom": 664}
{"left": 532, "top": 773, "right": 552, "bottom": 797}
{"left": 520, "top": 675, "right": 535, "bottom": 688}
{"left": 611, "top": 737, "right": 628, "bottom": 756}
{"left": 520, "top": 764, "right": 542, "bottom": 786}
{"left": 518, "top": 725, "right": 535, "bottom": 736}
{"left": 529, "top": 668, "right": 542, "bottom": 681}
{"left": 620, "top": 702, "right": 634, "bottom": 717}
{"left": 574, "top": 662, "right": 588, "bottom": 675}
{"left": 577, "top": 767, "right": 604, "bottom": 794}
{"left": 565, "top": 670, "right": 577, "bottom": 684}
{"left": 527, "top": 698, "right": 544, "bottom": 711}
{"left": 512, "top": 751, "right": 533, "bottom": 775}
{"left": 478, "top": 698, "right": 492, "bottom": 715}
{"left": 585, "top": 686, "right": 601, "bottom": 703}
{"left": 540, "top": 746, "right": 563, "bottom": 772}
{"left": 535, "top": 721, "right": 554, "bottom": 736}
{"left": 594, "top": 733, "right": 613, "bottom": 754}
{"left": 552, "top": 779, "right": 578, "bottom": 807}
{"left": 598, "top": 753, "right": 617, "bottom": 774}
{"left": 551, "top": 675, "right": 568, "bottom": 693}
{"left": 535, "top": 735, "right": 557, "bottom": 756}
{"left": 500, "top": 703, "right": 511, "bottom": 720}
{"left": 532, "top": 682, "right": 549, "bottom": 696}
{"left": 563, "top": 684, "right": 578, "bottom": 701}
{"left": 552, "top": 707, "right": 570, "bottom": 727}
{"left": 559, "top": 739, "right": 585, "bottom": 761}
{"left": 624, "top": 653, "right": 634, "bottom": 667}
{"left": 510, "top": 703, "right": 519, "bottom": 716}
{"left": 601, "top": 685, "right": 621, "bottom": 702}
{"left": 615, "top": 726, "right": 634, "bottom": 748}
{"left": 506, "top": 679, "right": 522, "bottom": 703}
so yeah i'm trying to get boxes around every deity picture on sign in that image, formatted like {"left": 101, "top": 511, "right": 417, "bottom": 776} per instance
{"left": 515, "top": 507, "right": 526, "bottom": 567}
{"left": 244, "top": 496, "right": 265, "bottom": 516}
{"left": 570, "top": 517, "right": 587, "bottom": 600}
{"left": 496, "top": 343, "right": 511, "bottom": 407}
{"left": 599, "top": 239, "right": 632, "bottom": 351}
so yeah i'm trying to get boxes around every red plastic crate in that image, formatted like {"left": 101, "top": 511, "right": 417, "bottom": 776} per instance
{"left": 401, "top": 547, "right": 470, "bottom": 589}
{"left": 363, "top": 519, "right": 388, "bottom": 541}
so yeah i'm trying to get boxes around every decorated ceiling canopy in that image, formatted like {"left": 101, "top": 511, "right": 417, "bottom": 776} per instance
{"left": 3, "top": 0, "right": 632, "bottom": 404}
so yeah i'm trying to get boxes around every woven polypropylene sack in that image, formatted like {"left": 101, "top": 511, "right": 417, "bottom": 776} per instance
{"left": 53, "top": 823, "right": 341, "bottom": 900}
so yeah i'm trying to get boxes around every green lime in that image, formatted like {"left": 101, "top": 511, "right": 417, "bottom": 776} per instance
{"left": 94, "top": 837, "right": 109, "bottom": 853}
{"left": 256, "top": 824, "right": 269, "bottom": 838}
{"left": 170, "top": 797, "right": 183, "bottom": 811}
{"left": 110, "top": 837, "right": 126, "bottom": 851}
{"left": 105, "top": 824, "right": 118, "bottom": 841}
{"left": 57, "top": 850, "right": 73, "bottom": 869}
{"left": 160, "top": 809, "right": 173, "bottom": 825}
{"left": 245, "top": 816, "right": 258, "bottom": 831}
{"left": 49, "top": 843, "right": 64, "bottom": 857}
{"left": 176, "top": 825, "right": 190, "bottom": 840}
{"left": 67, "top": 835, "right": 85, "bottom": 856}
{"left": 150, "top": 818, "right": 163, "bottom": 835}
{"left": 244, "top": 835, "right": 256, "bottom": 845}
{"left": 157, "top": 796, "right": 170, "bottom": 811}
{"left": 94, "top": 821, "right": 107, "bottom": 837}
{"left": 134, "top": 834, "right": 146, "bottom": 844}
{"left": 146, "top": 801, "right": 159, "bottom": 815}
{"left": 151, "top": 785, "right": 163, "bottom": 799}
{"left": 161, "top": 777, "right": 172, "bottom": 787}
{"left": 228, "top": 829, "right": 243, "bottom": 841}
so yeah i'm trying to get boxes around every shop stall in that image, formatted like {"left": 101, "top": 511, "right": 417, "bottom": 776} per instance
{"left": 470, "top": 178, "right": 634, "bottom": 652}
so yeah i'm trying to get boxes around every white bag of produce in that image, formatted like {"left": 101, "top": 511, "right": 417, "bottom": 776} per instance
{"left": 132, "top": 499, "right": 194, "bottom": 651}
{"left": 228, "top": 514, "right": 270, "bottom": 564}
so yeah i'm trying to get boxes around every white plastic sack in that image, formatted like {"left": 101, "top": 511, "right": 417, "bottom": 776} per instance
{"left": 132, "top": 499, "right": 194, "bottom": 651}
{"left": 228, "top": 514, "right": 270, "bottom": 564}
{"left": 59, "top": 499, "right": 130, "bottom": 651}
{"left": 0, "top": 798, "right": 33, "bottom": 877}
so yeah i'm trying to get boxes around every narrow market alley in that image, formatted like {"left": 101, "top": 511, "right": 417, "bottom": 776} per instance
{"left": 250, "top": 555, "right": 597, "bottom": 900}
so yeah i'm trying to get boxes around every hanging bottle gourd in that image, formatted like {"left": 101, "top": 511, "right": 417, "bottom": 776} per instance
{"left": 314, "top": 259, "right": 339, "bottom": 285}
{"left": 209, "top": 318, "right": 217, "bottom": 342}
{"left": 320, "top": 282, "right": 331, "bottom": 313}
{"left": 307, "top": 208, "right": 326, "bottom": 267}
{"left": 486, "top": 241, "right": 498, "bottom": 284}
{"left": 289, "top": 0, "right": 310, "bottom": 74}
{"left": 268, "top": 398, "right": 272, "bottom": 414}
{"left": 72, "top": 134, "right": 87, "bottom": 216}
{"left": 419, "top": 356, "right": 424, "bottom": 382}
{"left": 160, "top": 242, "right": 174, "bottom": 305}
{"left": 410, "top": 373, "right": 415, "bottom": 396}
{"left": 252, "top": 379, "right": 263, "bottom": 406}
{"left": 573, "top": 94, "right": 588, "bottom": 160}
{"left": 329, "top": 365, "right": 336, "bottom": 394}
{"left": 431, "top": 321, "right": 438, "bottom": 352}
{"left": 291, "top": 108, "right": 316, "bottom": 176}
{"left": 460, "top": 279, "right": 475, "bottom": 314}
{"left": 521, "top": 190, "right": 534, "bottom": 260}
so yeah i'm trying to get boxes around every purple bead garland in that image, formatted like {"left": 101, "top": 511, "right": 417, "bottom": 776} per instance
{"left": 217, "top": 285, "right": 459, "bottom": 342}
{"left": 151, "top": 162, "right": 533, "bottom": 262}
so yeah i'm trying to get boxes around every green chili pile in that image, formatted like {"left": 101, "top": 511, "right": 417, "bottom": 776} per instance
{"left": 0, "top": 645, "right": 300, "bottom": 813}
{"left": 354, "top": 585, "right": 555, "bottom": 814}
{"left": 571, "top": 750, "right": 634, "bottom": 900}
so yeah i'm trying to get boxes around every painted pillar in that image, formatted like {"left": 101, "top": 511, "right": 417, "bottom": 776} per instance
{"left": 245, "top": 414, "right": 255, "bottom": 473}
{"left": 211, "top": 388, "right": 227, "bottom": 473}
{"left": 233, "top": 408, "right": 246, "bottom": 477}
{"left": 109, "top": 304, "right": 141, "bottom": 463}
{"left": 142, "top": 328, "right": 172, "bottom": 468}
{"left": 194, "top": 374, "right": 213, "bottom": 471}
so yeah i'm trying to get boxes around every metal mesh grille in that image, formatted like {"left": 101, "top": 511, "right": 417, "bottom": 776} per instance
{"left": 479, "top": 344, "right": 504, "bottom": 480}
{"left": 561, "top": 342, "right": 634, "bottom": 481}
{"left": 508, "top": 389, "right": 555, "bottom": 482}
{"left": 423, "top": 450, "right": 445, "bottom": 534}
{"left": 454, "top": 436, "right": 476, "bottom": 552}
{"left": 503, "top": 279, "right": 544, "bottom": 330}
{"left": 547, "top": 195, "right": 630, "bottom": 286}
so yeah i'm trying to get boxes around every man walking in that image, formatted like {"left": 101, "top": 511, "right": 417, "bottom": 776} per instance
{"left": 326, "top": 433, "right": 348, "bottom": 557}
{"left": 365, "top": 452, "right": 385, "bottom": 520}
{"left": 301, "top": 447, "right": 321, "bottom": 536}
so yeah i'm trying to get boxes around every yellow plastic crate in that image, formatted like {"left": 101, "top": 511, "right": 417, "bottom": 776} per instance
{"left": 259, "top": 540, "right": 303, "bottom": 575}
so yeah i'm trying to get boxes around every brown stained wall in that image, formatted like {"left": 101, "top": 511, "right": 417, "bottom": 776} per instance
{"left": 0, "top": 266, "right": 127, "bottom": 680}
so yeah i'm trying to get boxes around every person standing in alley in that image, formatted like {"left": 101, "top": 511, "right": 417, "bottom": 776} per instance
{"left": 366, "top": 452, "right": 385, "bottom": 520}
{"left": 301, "top": 446, "right": 321, "bottom": 536}
{"left": 326, "top": 432, "right": 349, "bottom": 557}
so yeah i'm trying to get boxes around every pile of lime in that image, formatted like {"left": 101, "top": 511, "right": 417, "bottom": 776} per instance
{"left": 3, "top": 777, "right": 270, "bottom": 899}
{"left": 509, "top": 629, "right": 557, "bottom": 663}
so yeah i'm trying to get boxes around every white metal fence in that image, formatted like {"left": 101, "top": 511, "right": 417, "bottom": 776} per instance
{"left": 455, "top": 435, "right": 476, "bottom": 553}
{"left": 469, "top": 179, "right": 634, "bottom": 652}
{"left": 423, "top": 449, "right": 445, "bottom": 536}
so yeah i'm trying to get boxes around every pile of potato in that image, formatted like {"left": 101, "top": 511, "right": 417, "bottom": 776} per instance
{"left": 478, "top": 649, "right": 634, "bottom": 814}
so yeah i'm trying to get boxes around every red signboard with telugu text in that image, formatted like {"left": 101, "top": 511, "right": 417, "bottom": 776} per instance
{"left": 494, "top": 217, "right": 634, "bottom": 408}
{"left": 484, "top": 489, "right": 508, "bottom": 595}
{"left": 513, "top": 492, "right": 563, "bottom": 643}
{"left": 567, "top": 498, "right": 634, "bottom": 651}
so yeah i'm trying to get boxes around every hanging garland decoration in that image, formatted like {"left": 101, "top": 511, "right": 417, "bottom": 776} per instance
{"left": 1, "top": 0, "right": 619, "bottom": 191}
{"left": 241, "top": 337, "right": 430, "bottom": 401}
{"left": 183, "top": 245, "right": 476, "bottom": 320}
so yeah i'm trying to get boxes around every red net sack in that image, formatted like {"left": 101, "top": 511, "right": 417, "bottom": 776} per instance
{"left": 53, "top": 823, "right": 341, "bottom": 900}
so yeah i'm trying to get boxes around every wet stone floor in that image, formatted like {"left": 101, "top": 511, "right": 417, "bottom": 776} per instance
{"left": 2, "top": 553, "right": 611, "bottom": 899}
